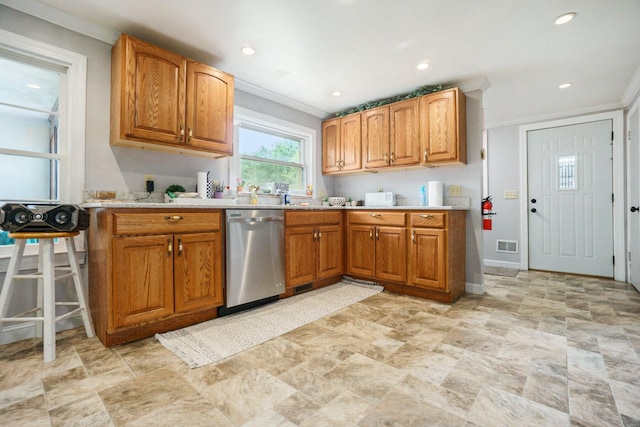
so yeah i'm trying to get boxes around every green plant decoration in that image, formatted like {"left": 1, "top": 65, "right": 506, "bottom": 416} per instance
{"left": 165, "top": 184, "right": 186, "bottom": 194}
{"left": 334, "top": 84, "right": 445, "bottom": 117}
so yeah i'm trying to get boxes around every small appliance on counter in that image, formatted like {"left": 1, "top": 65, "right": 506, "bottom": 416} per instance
{"left": 364, "top": 192, "right": 396, "bottom": 207}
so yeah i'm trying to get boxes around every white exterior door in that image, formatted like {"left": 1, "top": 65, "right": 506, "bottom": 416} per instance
{"left": 527, "top": 120, "right": 613, "bottom": 277}
{"left": 628, "top": 107, "right": 640, "bottom": 291}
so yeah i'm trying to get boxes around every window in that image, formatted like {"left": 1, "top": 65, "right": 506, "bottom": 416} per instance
{"left": 232, "top": 107, "right": 315, "bottom": 195}
{"left": 0, "top": 29, "right": 86, "bottom": 262}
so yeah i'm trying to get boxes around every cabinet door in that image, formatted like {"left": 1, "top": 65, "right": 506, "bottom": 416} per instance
{"left": 112, "top": 234, "right": 174, "bottom": 329}
{"left": 362, "top": 107, "right": 390, "bottom": 169}
{"left": 174, "top": 232, "right": 223, "bottom": 313}
{"left": 185, "top": 61, "right": 234, "bottom": 154}
{"left": 122, "top": 35, "right": 186, "bottom": 145}
{"left": 390, "top": 98, "right": 420, "bottom": 166}
{"left": 409, "top": 228, "right": 447, "bottom": 290}
{"left": 285, "top": 226, "right": 317, "bottom": 287}
{"left": 347, "top": 225, "right": 376, "bottom": 278}
{"left": 420, "top": 88, "right": 466, "bottom": 165}
{"left": 375, "top": 226, "right": 407, "bottom": 282}
{"left": 317, "top": 224, "right": 343, "bottom": 279}
{"left": 322, "top": 118, "right": 341, "bottom": 174}
{"left": 340, "top": 114, "right": 362, "bottom": 172}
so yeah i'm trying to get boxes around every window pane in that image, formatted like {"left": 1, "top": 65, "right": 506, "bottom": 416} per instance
{"left": 0, "top": 154, "right": 58, "bottom": 201}
{"left": 241, "top": 159, "right": 303, "bottom": 191}
{"left": 0, "top": 56, "right": 61, "bottom": 112}
{"left": 558, "top": 154, "right": 577, "bottom": 190}
{"left": 239, "top": 127, "right": 302, "bottom": 163}
{"left": 0, "top": 104, "right": 55, "bottom": 153}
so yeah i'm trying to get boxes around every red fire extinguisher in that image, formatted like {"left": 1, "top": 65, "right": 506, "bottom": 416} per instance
{"left": 482, "top": 196, "right": 495, "bottom": 230}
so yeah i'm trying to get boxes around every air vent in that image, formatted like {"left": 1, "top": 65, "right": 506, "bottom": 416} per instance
{"left": 496, "top": 240, "right": 519, "bottom": 254}
{"left": 294, "top": 283, "right": 313, "bottom": 294}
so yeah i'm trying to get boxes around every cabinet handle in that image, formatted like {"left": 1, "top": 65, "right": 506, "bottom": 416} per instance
{"left": 340, "top": 159, "right": 345, "bottom": 169}
{"left": 178, "top": 238, "right": 183, "bottom": 256}
{"left": 419, "top": 214, "right": 433, "bottom": 219}
{"left": 313, "top": 230, "right": 317, "bottom": 241}
{"left": 179, "top": 125, "right": 184, "bottom": 142}
{"left": 318, "top": 230, "right": 322, "bottom": 240}
{"left": 390, "top": 152, "right": 395, "bottom": 163}
{"left": 369, "top": 228, "right": 373, "bottom": 239}
{"left": 384, "top": 153, "right": 389, "bottom": 164}
{"left": 411, "top": 230, "right": 416, "bottom": 243}
{"left": 335, "top": 161, "right": 340, "bottom": 168}
{"left": 424, "top": 149, "right": 428, "bottom": 162}
{"left": 369, "top": 213, "right": 381, "bottom": 218}
{"left": 375, "top": 228, "right": 379, "bottom": 240}
{"left": 164, "top": 215, "right": 183, "bottom": 221}
{"left": 187, "top": 127, "right": 192, "bottom": 143}
{"left": 167, "top": 238, "right": 172, "bottom": 256}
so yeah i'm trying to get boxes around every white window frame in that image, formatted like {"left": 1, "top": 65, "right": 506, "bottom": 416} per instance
{"left": 231, "top": 106, "right": 315, "bottom": 196}
{"left": 0, "top": 29, "right": 87, "bottom": 267}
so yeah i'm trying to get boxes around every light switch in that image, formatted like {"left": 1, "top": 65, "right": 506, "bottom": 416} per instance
{"left": 504, "top": 190, "right": 518, "bottom": 199}
{"left": 449, "top": 185, "right": 461, "bottom": 196}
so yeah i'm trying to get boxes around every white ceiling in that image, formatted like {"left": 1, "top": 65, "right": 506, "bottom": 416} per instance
{"left": 7, "top": 0, "right": 640, "bottom": 127}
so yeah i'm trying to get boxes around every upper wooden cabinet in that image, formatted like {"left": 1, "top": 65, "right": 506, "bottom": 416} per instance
{"left": 322, "top": 114, "right": 361, "bottom": 174}
{"left": 110, "top": 34, "right": 234, "bottom": 158}
{"left": 420, "top": 87, "right": 466, "bottom": 165}
{"left": 323, "top": 87, "right": 466, "bottom": 174}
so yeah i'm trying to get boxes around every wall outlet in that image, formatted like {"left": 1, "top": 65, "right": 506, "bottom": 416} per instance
{"left": 449, "top": 185, "right": 461, "bottom": 196}
{"left": 504, "top": 190, "right": 518, "bottom": 199}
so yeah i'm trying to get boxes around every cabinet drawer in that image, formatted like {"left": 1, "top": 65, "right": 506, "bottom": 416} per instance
{"left": 348, "top": 211, "right": 406, "bottom": 226}
{"left": 286, "top": 210, "right": 342, "bottom": 226}
{"left": 410, "top": 212, "right": 446, "bottom": 229}
{"left": 113, "top": 211, "right": 221, "bottom": 235}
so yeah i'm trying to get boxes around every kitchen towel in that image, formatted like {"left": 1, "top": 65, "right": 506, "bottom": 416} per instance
{"left": 197, "top": 172, "right": 208, "bottom": 199}
{"left": 428, "top": 181, "right": 444, "bottom": 207}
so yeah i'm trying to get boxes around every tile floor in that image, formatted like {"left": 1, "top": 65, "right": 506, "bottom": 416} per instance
{"left": 1, "top": 271, "right": 639, "bottom": 426}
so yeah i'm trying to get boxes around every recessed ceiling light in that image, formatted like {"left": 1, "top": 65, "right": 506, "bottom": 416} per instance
{"left": 240, "top": 45, "right": 255, "bottom": 55}
{"left": 416, "top": 61, "right": 430, "bottom": 71}
{"left": 331, "top": 91, "right": 343, "bottom": 97}
{"left": 554, "top": 12, "right": 576, "bottom": 25}
{"left": 559, "top": 82, "right": 572, "bottom": 89}
{"left": 27, "top": 83, "right": 40, "bottom": 89}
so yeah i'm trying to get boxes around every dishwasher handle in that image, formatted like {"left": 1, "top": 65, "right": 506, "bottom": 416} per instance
{"left": 227, "top": 216, "right": 284, "bottom": 224}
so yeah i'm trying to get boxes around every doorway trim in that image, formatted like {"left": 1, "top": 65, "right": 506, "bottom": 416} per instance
{"left": 519, "top": 111, "right": 625, "bottom": 281}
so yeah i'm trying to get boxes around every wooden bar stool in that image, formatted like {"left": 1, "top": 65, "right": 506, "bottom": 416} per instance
{"left": 0, "top": 231, "right": 95, "bottom": 362}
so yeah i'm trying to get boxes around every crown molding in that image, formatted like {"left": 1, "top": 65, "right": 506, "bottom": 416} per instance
{"left": 234, "top": 78, "right": 330, "bottom": 119}
{"left": 458, "top": 76, "right": 491, "bottom": 94}
{"left": 0, "top": 0, "right": 120, "bottom": 44}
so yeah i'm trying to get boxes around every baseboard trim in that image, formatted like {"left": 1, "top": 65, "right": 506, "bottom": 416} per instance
{"left": 484, "top": 259, "right": 522, "bottom": 269}
{"left": 0, "top": 314, "right": 84, "bottom": 345}
{"left": 465, "top": 281, "right": 485, "bottom": 295}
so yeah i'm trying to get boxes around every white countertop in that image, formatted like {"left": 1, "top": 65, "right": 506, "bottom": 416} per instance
{"left": 82, "top": 201, "right": 470, "bottom": 210}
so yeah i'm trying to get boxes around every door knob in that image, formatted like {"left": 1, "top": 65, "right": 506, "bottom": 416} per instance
{"left": 531, "top": 199, "right": 537, "bottom": 203}
{"left": 631, "top": 206, "right": 639, "bottom": 213}
{"left": 531, "top": 208, "right": 537, "bottom": 213}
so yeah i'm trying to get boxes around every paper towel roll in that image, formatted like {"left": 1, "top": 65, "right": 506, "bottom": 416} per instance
{"left": 197, "top": 172, "right": 208, "bottom": 199}
{"left": 428, "top": 181, "right": 443, "bottom": 207}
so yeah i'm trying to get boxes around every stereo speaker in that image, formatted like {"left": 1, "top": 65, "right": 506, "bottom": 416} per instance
{"left": 0, "top": 204, "right": 90, "bottom": 233}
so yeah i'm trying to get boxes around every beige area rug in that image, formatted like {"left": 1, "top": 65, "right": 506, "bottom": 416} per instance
{"left": 156, "top": 279, "right": 383, "bottom": 368}
{"left": 484, "top": 266, "right": 520, "bottom": 277}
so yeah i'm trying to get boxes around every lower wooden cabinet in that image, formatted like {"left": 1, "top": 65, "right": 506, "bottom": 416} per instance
{"left": 88, "top": 208, "right": 223, "bottom": 346}
{"left": 285, "top": 211, "right": 343, "bottom": 289}
{"left": 347, "top": 209, "right": 466, "bottom": 303}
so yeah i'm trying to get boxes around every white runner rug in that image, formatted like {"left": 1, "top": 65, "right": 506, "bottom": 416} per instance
{"left": 156, "top": 279, "right": 383, "bottom": 368}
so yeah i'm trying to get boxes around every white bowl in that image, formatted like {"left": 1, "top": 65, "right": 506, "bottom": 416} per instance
{"left": 328, "top": 196, "right": 346, "bottom": 206}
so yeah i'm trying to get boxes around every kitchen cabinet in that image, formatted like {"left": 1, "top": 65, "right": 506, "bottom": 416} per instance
{"left": 420, "top": 87, "right": 467, "bottom": 165}
{"left": 362, "top": 99, "right": 420, "bottom": 169}
{"left": 346, "top": 211, "right": 407, "bottom": 283}
{"left": 285, "top": 211, "right": 343, "bottom": 288}
{"left": 88, "top": 208, "right": 223, "bottom": 346}
{"left": 110, "top": 34, "right": 234, "bottom": 158}
{"left": 322, "top": 114, "right": 362, "bottom": 174}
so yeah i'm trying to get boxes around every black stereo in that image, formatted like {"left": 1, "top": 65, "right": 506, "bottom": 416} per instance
{"left": 0, "top": 204, "right": 90, "bottom": 232}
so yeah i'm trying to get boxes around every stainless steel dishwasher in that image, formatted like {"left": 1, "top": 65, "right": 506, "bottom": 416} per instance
{"left": 222, "top": 209, "right": 285, "bottom": 314}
